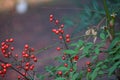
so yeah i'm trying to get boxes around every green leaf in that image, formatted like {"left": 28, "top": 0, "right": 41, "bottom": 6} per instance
{"left": 101, "top": 65, "right": 108, "bottom": 69}
{"left": 112, "top": 54, "right": 120, "bottom": 61}
{"left": 71, "top": 73, "right": 79, "bottom": 80}
{"left": 98, "top": 71, "right": 104, "bottom": 75}
{"left": 100, "top": 33, "right": 106, "bottom": 40}
{"left": 36, "top": 74, "right": 45, "bottom": 80}
{"left": 92, "top": 55, "right": 97, "bottom": 61}
{"left": 55, "top": 77, "right": 65, "bottom": 80}
{"left": 78, "top": 40, "right": 84, "bottom": 46}
{"left": 96, "top": 62, "right": 103, "bottom": 67}
{"left": 57, "top": 66, "right": 68, "bottom": 71}
{"left": 63, "top": 50, "right": 77, "bottom": 55}
{"left": 108, "top": 61, "right": 120, "bottom": 75}
{"left": 108, "top": 37, "right": 120, "bottom": 50}
{"left": 94, "top": 48, "right": 100, "bottom": 54}
{"left": 91, "top": 67, "right": 100, "bottom": 80}
{"left": 86, "top": 72, "right": 91, "bottom": 80}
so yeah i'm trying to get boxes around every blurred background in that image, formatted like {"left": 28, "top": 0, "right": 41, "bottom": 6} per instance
{"left": 0, "top": 0, "right": 119, "bottom": 80}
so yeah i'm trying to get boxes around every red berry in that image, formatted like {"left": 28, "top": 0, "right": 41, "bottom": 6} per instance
{"left": 2, "top": 50, "right": 6, "bottom": 53}
{"left": 58, "top": 28, "right": 62, "bottom": 32}
{"left": 30, "top": 65, "right": 34, "bottom": 70}
{"left": 31, "top": 54, "right": 35, "bottom": 59}
{"left": 70, "top": 68, "right": 73, "bottom": 72}
{"left": 86, "top": 61, "right": 90, "bottom": 65}
{"left": 66, "top": 34, "right": 70, "bottom": 38}
{"left": 56, "top": 47, "right": 61, "bottom": 51}
{"left": 25, "top": 66, "right": 29, "bottom": 71}
{"left": 0, "top": 71, "right": 2, "bottom": 74}
{"left": 60, "top": 24, "right": 64, "bottom": 28}
{"left": 60, "top": 30, "right": 64, "bottom": 34}
{"left": 66, "top": 38, "right": 70, "bottom": 43}
{"left": 52, "top": 29, "right": 57, "bottom": 32}
{"left": 87, "top": 68, "right": 91, "bottom": 72}
{"left": 64, "top": 63, "right": 68, "bottom": 67}
{"left": 62, "top": 56, "right": 66, "bottom": 60}
{"left": 26, "top": 62, "right": 30, "bottom": 66}
{"left": 73, "top": 55, "right": 79, "bottom": 61}
{"left": 25, "top": 44, "right": 29, "bottom": 49}
{"left": 15, "top": 54, "right": 18, "bottom": 58}
{"left": 59, "top": 36, "right": 63, "bottom": 40}
{"left": 6, "top": 39, "right": 9, "bottom": 42}
{"left": 22, "top": 72, "right": 26, "bottom": 76}
{"left": 50, "top": 18, "right": 53, "bottom": 22}
{"left": 3, "top": 69, "right": 7, "bottom": 73}
{"left": 49, "top": 14, "right": 53, "bottom": 18}
{"left": 8, "top": 52, "right": 12, "bottom": 55}
{"left": 55, "top": 30, "right": 59, "bottom": 34}
{"left": 55, "top": 20, "right": 59, "bottom": 24}
{"left": 6, "top": 63, "right": 12, "bottom": 67}
{"left": 33, "top": 57, "right": 37, "bottom": 62}
{"left": 31, "top": 48, "right": 35, "bottom": 52}
{"left": 25, "top": 54, "right": 29, "bottom": 58}
{"left": 3, "top": 65, "right": 7, "bottom": 69}
{"left": 18, "top": 75, "right": 21, "bottom": 79}
{"left": 9, "top": 38, "right": 14, "bottom": 42}
{"left": 4, "top": 54, "right": 9, "bottom": 58}
{"left": 10, "top": 47, "right": 14, "bottom": 51}
{"left": 57, "top": 71, "right": 62, "bottom": 75}
{"left": 1, "top": 42, "right": 5, "bottom": 46}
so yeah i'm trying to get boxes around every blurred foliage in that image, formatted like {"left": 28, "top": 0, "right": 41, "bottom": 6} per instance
{"left": 62, "top": 0, "right": 120, "bottom": 37}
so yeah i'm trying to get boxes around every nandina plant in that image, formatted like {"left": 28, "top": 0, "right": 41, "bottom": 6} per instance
{"left": 0, "top": 0, "right": 120, "bottom": 80}
{"left": 37, "top": 1, "right": 120, "bottom": 80}
{"left": 0, "top": 38, "right": 37, "bottom": 80}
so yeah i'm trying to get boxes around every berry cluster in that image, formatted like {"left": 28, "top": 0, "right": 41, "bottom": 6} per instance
{"left": 0, "top": 38, "right": 37, "bottom": 80}
{"left": 49, "top": 14, "right": 78, "bottom": 77}
{"left": 0, "top": 63, "right": 11, "bottom": 77}
{"left": 86, "top": 61, "right": 91, "bottom": 72}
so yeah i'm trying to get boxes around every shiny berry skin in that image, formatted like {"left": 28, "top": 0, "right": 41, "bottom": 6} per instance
{"left": 73, "top": 55, "right": 79, "bottom": 61}
{"left": 6, "top": 39, "right": 9, "bottom": 42}
{"left": 25, "top": 44, "right": 29, "bottom": 49}
{"left": 55, "top": 30, "right": 59, "bottom": 34}
{"left": 60, "top": 30, "right": 64, "bottom": 34}
{"left": 52, "top": 29, "right": 57, "bottom": 32}
{"left": 9, "top": 38, "right": 14, "bottom": 42}
{"left": 30, "top": 65, "right": 34, "bottom": 70}
{"left": 6, "top": 63, "right": 12, "bottom": 67}
{"left": 60, "top": 24, "right": 64, "bottom": 28}
{"left": 70, "top": 68, "right": 73, "bottom": 72}
{"left": 49, "top": 14, "right": 53, "bottom": 18}
{"left": 62, "top": 56, "right": 66, "bottom": 60}
{"left": 55, "top": 20, "right": 59, "bottom": 24}
{"left": 59, "top": 36, "right": 63, "bottom": 40}
{"left": 33, "top": 57, "right": 37, "bottom": 62}
{"left": 10, "top": 47, "right": 14, "bottom": 51}
{"left": 15, "top": 54, "right": 18, "bottom": 58}
{"left": 66, "top": 34, "right": 70, "bottom": 38}
{"left": 26, "top": 62, "right": 30, "bottom": 66}
{"left": 57, "top": 71, "right": 62, "bottom": 75}
{"left": 1, "top": 42, "right": 5, "bottom": 46}
{"left": 64, "top": 63, "right": 68, "bottom": 67}
{"left": 50, "top": 18, "right": 53, "bottom": 22}
{"left": 31, "top": 48, "right": 35, "bottom": 52}
{"left": 87, "top": 68, "right": 91, "bottom": 72}
{"left": 18, "top": 75, "right": 21, "bottom": 79}
{"left": 25, "top": 66, "right": 29, "bottom": 71}
{"left": 31, "top": 54, "right": 35, "bottom": 59}
{"left": 0, "top": 71, "right": 2, "bottom": 74}
{"left": 56, "top": 47, "right": 61, "bottom": 51}
{"left": 86, "top": 61, "right": 90, "bottom": 65}
{"left": 66, "top": 38, "right": 70, "bottom": 43}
